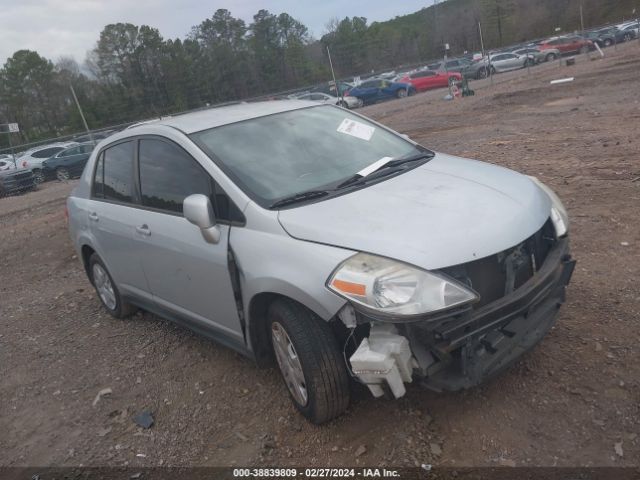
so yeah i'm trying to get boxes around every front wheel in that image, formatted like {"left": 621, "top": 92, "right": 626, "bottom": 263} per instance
{"left": 32, "top": 169, "right": 45, "bottom": 184}
{"left": 545, "top": 53, "right": 557, "bottom": 62}
{"left": 56, "top": 167, "right": 70, "bottom": 181}
{"left": 624, "top": 33, "right": 632, "bottom": 42}
{"left": 396, "top": 88, "right": 408, "bottom": 99}
{"left": 269, "top": 299, "right": 350, "bottom": 424}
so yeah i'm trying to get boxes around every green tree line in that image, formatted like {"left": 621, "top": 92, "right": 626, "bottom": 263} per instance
{"left": 0, "top": 0, "right": 636, "bottom": 147}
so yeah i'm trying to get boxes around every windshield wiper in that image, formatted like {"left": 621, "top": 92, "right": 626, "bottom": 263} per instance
{"left": 269, "top": 190, "right": 330, "bottom": 209}
{"left": 336, "top": 152, "right": 434, "bottom": 190}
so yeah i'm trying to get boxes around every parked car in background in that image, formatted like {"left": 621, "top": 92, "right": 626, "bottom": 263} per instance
{"left": 427, "top": 58, "right": 473, "bottom": 74}
{"left": 398, "top": 69, "right": 461, "bottom": 92}
{"left": 0, "top": 168, "right": 37, "bottom": 198}
{"left": 618, "top": 22, "right": 639, "bottom": 39}
{"left": 311, "top": 81, "right": 353, "bottom": 97}
{"left": 512, "top": 46, "right": 560, "bottom": 63}
{"left": 42, "top": 142, "right": 95, "bottom": 181}
{"left": 538, "top": 35, "right": 593, "bottom": 55}
{"left": 596, "top": 26, "right": 636, "bottom": 43}
{"left": 68, "top": 101, "right": 574, "bottom": 424}
{"left": 292, "top": 92, "right": 363, "bottom": 109}
{"left": 17, "top": 142, "right": 78, "bottom": 183}
{"left": 487, "top": 52, "right": 528, "bottom": 73}
{"left": 585, "top": 29, "right": 617, "bottom": 47}
{"left": 460, "top": 58, "right": 493, "bottom": 80}
{"left": 346, "top": 79, "right": 415, "bottom": 105}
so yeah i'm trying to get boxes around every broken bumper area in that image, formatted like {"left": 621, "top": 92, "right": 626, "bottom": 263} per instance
{"left": 348, "top": 237, "right": 575, "bottom": 397}
{"left": 411, "top": 237, "right": 575, "bottom": 391}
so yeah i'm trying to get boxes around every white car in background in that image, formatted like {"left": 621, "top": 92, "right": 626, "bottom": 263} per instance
{"left": 487, "top": 52, "right": 529, "bottom": 74}
{"left": 17, "top": 142, "right": 78, "bottom": 183}
{"left": 292, "top": 92, "right": 363, "bottom": 109}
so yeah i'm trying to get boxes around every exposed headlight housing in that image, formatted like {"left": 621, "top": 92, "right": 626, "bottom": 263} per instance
{"left": 327, "top": 253, "right": 478, "bottom": 319}
{"left": 528, "top": 176, "right": 569, "bottom": 237}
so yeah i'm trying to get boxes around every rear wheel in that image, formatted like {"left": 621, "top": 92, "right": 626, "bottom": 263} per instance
{"left": 56, "top": 167, "right": 70, "bottom": 181}
{"left": 603, "top": 39, "right": 613, "bottom": 47}
{"left": 89, "top": 253, "right": 137, "bottom": 319}
{"left": 268, "top": 299, "right": 350, "bottom": 424}
{"left": 32, "top": 169, "right": 44, "bottom": 184}
{"left": 545, "top": 53, "right": 557, "bottom": 62}
{"left": 477, "top": 67, "right": 488, "bottom": 79}
{"left": 396, "top": 88, "right": 408, "bottom": 99}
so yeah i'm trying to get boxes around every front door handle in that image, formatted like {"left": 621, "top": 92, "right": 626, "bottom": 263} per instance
{"left": 136, "top": 224, "right": 151, "bottom": 236}
{"left": 89, "top": 212, "right": 99, "bottom": 222}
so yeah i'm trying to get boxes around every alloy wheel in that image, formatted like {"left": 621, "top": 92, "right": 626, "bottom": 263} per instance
{"left": 92, "top": 263, "right": 117, "bottom": 310}
{"left": 56, "top": 168, "right": 70, "bottom": 181}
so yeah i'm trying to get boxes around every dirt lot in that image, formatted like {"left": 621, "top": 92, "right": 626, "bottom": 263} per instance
{"left": 1, "top": 43, "right": 639, "bottom": 469}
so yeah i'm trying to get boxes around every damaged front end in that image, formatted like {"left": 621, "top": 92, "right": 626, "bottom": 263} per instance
{"left": 334, "top": 219, "right": 576, "bottom": 398}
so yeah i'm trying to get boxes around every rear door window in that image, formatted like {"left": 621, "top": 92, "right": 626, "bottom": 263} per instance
{"left": 102, "top": 141, "right": 134, "bottom": 203}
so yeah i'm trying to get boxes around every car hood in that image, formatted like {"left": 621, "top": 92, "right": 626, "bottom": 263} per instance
{"left": 277, "top": 153, "right": 552, "bottom": 270}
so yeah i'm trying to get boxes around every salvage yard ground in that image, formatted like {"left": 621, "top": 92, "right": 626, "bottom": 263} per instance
{"left": 1, "top": 42, "right": 639, "bottom": 468}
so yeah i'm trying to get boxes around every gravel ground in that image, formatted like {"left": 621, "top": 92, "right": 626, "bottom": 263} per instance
{"left": 1, "top": 42, "right": 639, "bottom": 468}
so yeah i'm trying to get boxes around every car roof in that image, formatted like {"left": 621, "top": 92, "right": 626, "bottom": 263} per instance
{"left": 131, "top": 101, "right": 316, "bottom": 134}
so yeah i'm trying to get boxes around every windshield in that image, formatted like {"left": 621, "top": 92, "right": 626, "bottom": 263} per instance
{"left": 191, "top": 105, "right": 424, "bottom": 207}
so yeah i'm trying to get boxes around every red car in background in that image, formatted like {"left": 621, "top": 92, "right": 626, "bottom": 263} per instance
{"left": 398, "top": 70, "right": 462, "bottom": 92}
{"left": 538, "top": 35, "right": 593, "bottom": 55}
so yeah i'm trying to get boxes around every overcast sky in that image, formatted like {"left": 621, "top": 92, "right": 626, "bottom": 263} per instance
{"left": 0, "top": 0, "right": 431, "bottom": 65}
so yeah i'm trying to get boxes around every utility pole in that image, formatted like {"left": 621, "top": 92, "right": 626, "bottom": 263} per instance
{"left": 580, "top": 2, "right": 585, "bottom": 34}
{"left": 326, "top": 46, "right": 343, "bottom": 105}
{"left": 69, "top": 84, "right": 95, "bottom": 145}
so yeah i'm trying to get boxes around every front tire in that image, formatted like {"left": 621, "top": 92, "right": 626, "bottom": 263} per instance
{"left": 32, "top": 169, "right": 45, "bottom": 184}
{"left": 545, "top": 53, "right": 557, "bottom": 62}
{"left": 396, "top": 88, "right": 408, "bottom": 99}
{"left": 56, "top": 167, "right": 70, "bottom": 181}
{"left": 89, "top": 253, "right": 137, "bottom": 319}
{"left": 268, "top": 299, "right": 350, "bottom": 424}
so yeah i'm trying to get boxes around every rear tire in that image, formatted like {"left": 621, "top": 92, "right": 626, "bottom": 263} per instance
{"left": 396, "top": 88, "right": 408, "bottom": 99}
{"left": 603, "top": 39, "right": 612, "bottom": 47}
{"left": 477, "top": 67, "right": 488, "bottom": 79}
{"left": 32, "top": 169, "right": 45, "bottom": 184}
{"left": 268, "top": 299, "right": 350, "bottom": 424}
{"left": 545, "top": 53, "right": 557, "bottom": 62}
{"left": 89, "top": 253, "right": 137, "bottom": 319}
{"left": 56, "top": 167, "right": 70, "bottom": 181}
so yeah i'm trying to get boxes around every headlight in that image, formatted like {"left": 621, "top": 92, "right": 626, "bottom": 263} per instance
{"left": 327, "top": 253, "right": 478, "bottom": 318}
{"left": 528, "top": 176, "right": 569, "bottom": 237}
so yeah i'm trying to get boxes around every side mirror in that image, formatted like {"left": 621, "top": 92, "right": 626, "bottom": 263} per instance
{"left": 183, "top": 194, "right": 220, "bottom": 244}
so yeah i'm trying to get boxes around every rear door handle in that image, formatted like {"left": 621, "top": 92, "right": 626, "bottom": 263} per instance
{"left": 88, "top": 212, "right": 99, "bottom": 222}
{"left": 136, "top": 224, "right": 151, "bottom": 236}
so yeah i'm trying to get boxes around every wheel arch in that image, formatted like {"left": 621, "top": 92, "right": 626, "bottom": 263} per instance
{"left": 246, "top": 288, "right": 345, "bottom": 368}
